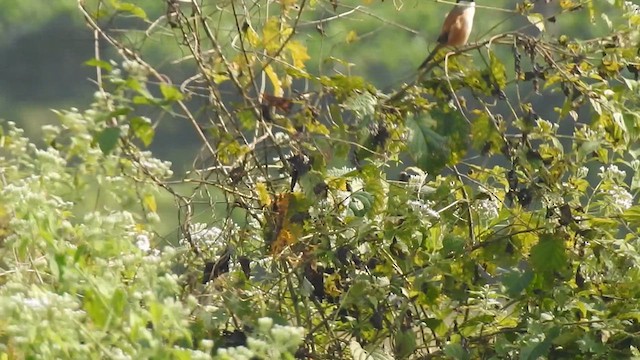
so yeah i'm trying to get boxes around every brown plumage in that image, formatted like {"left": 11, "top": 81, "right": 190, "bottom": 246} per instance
{"left": 418, "top": 0, "right": 476, "bottom": 70}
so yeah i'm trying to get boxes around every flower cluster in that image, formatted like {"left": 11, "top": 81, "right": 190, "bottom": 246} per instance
{"left": 216, "top": 317, "right": 305, "bottom": 360}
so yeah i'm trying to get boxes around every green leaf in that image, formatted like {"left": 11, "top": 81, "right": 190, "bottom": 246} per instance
{"left": 502, "top": 268, "right": 534, "bottom": 297}
{"left": 394, "top": 328, "right": 417, "bottom": 359}
{"left": 84, "top": 58, "right": 112, "bottom": 71}
{"left": 320, "top": 75, "right": 371, "bottom": 100}
{"left": 360, "top": 165, "right": 388, "bottom": 214}
{"left": 470, "top": 112, "right": 502, "bottom": 153}
{"left": 442, "top": 234, "right": 466, "bottom": 256}
{"left": 48, "top": 253, "right": 65, "bottom": 281}
{"left": 407, "top": 108, "right": 468, "bottom": 173}
{"left": 159, "top": 83, "right": 184, "bottom": 102}
{"left": 489, "top": 51, "right": 507, "bottom": 89}
{"left": 237, "top": 109, "right": 256, "bottom": 131}
{"left": 520, "top": 339, "right": 551, "bottom": 360}
{"left": 96, "top": 127, "right": 121, "bottom": 154}
{"left": 350, "top": 191, "right": 373, "bottom": 217}
{"left": 84, "top": 289, "right": 107, "bottom": 327}
{"left": 406, "top": 113, "right": 448, "bottom": 172}
{"left": 530, "top": 234, "right": 567, "bottom": 275}
{"left": 520, "top": 327, "right": 559, "bottom": 360}
{"left": 444, "top": 343, "right": 470, "bottom": 360}
{"left": 111, "top": 288, "right": 126, "bottom": 317}
{"left": 111, "top": 1, "right": 148, "bottom": 20}
{"left": 130, "top": 117, "right": 155, "bottom": 146}
{"left": 622, "top": 205, "right": 640, "bottom": 226}
{"left": 132, "top": 95, "right": 154, "bottom": 105}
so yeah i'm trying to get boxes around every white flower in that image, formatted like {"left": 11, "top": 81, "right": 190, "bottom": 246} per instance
{"left": 349, "top": 177, "right": 365, "bottom": 192}
{"left": 274, "top": 132, "right": 290, "bottom": 145}
{"left": 135, "top": 234, "right": 151, "bottom": 252}
{"left": 599, "top": 164, "right": 626, "bottom": 182}
{"left": 186, "top": 223, "right": 224, "bottom": 248}
{"left": 607, "top": 185, "right": 633, "bottom": 211}
{"left": 536, "top": 118, "right": 558, "bottom": 133}
{"left": 22, "top": 297, "right": 50, "bottom": 310}
{"left": 474, "top": 197, "right": 500, "bottom": 219}
{"left": 576, "top": 166, "right": 589, "bottom": 179}
{"left": 407, "top": 199, "right": 440, "bottom": 219}
{"left": 258, "top": 317, "right": 274, "bottom": 333}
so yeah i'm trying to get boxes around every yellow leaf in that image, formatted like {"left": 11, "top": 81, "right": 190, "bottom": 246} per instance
{"left": 279, "top": 0, "right": 298, "bottom": 10}
{"left": 306, "top": 121, "right": 330, "bottom": 135}
{"left": 262, "top": 17, "right": 292, "bottom": 54}
{"left": 245, "top": 26, "right": 261, "bottom": 48}
{"left": 286, "top": 40, "right": 310, "bottom": 69}
{"left": 345, "top": 30, "right": 358, "bottom": 44}
{"left": 213, "top": 73, "right": 229, "bottom": 84}
{"left": 526, "top": 13, "right": 545, "bottom": 32}
{"left": 263, "top": 17, "right": 282, "bottom": 53}
{"left": 283, "top": 74, "right": 293, "bottom": 89}
{"left": 325, "top": 273, "right": 343, "bottom": 297}
{"left": 143, "top": 194, "right": 157, "bottom": 213}
{"left": 256, "top": 182, "right": 271, "bottom": 207}
{"left": 264, "top": 65, "right": 283, "bottom": 96}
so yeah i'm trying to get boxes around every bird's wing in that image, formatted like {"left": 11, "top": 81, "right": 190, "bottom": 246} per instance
{"left": 436, "top": 31, "right": 449, "bottom": 44}
{"left": 437, "top": 9, "right": 459, "bottom": 45}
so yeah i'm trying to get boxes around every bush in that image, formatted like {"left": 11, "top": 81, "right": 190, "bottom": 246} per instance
{"left": 3, "top": 0, "right": 640, "bottom": 359}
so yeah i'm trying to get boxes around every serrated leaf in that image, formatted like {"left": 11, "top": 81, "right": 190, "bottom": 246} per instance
{"left": 489, "top": 51, "right": 507, "bottom": 89}
{"left": 502, "top": 268, "right": 534, "bottom": 297}
{"left": 360, "top": 165, "right": 388, "bottom": 214}
{"left": 406, "top": 113, "right": 449, "bottom": 173}
{"left": 96, "top": 127, "right": 121, "bottom": 154}
{"left": 286, "top": 40, "right": 310, "bottom": 69}
{"left": 471, "top": 112, "right": 501, "bottom": 152}
{"left": 530, "top": 234, "right": 567, "bottom": 274}
{"left": 263, "top": 17, "right": 291, "bottom": 54}
{"left": 344, "top": 92, "right": 376, "bottom": 119}
{"left": 321, "top": 75, "right": 369, "bottom": 100}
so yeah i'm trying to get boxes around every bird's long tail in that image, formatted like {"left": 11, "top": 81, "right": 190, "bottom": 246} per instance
{"left": 418, "top": 44, "right": 443, "bottom": 71}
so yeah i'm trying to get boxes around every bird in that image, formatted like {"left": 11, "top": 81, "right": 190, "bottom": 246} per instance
{"left": 418, "top": 0, "right": 476, "bottom": 70}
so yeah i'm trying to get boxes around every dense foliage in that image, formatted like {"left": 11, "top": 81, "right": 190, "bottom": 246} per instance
{"left": 3, "top": 0, "right": 640, "bottom": 359}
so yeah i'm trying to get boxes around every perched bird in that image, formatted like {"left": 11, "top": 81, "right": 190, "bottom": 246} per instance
{"left": 418, "top": 0, "right": 476, "bottom": 70}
